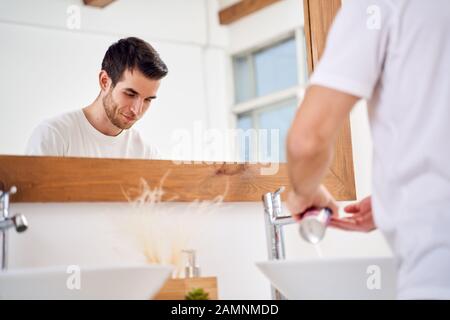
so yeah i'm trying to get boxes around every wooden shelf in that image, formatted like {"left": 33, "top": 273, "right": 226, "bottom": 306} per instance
{"left": 83, "top": 0, "right": 116, "bottom": 8}
{"left": 219, "top": 0, "right": 282, "bottom": 25}
{"left": 0, "top": 155, "right": 355, "bottom": 202}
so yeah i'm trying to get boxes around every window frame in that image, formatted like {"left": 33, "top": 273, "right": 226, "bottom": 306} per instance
{"left": 231, "top": 28, "right": 309, "bottom": 163}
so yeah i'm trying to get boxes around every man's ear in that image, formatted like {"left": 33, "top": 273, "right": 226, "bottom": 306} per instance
{"left": 99, "top": 70, "right": 111, "bottom": 92}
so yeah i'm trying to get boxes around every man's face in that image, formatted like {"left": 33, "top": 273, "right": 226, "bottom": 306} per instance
{"left": 102, "top": 68, "right": 160, "bottom": 130}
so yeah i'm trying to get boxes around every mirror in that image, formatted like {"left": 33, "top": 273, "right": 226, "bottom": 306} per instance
{"left": 0, "top": 0, "right": 309, "bottom": 163}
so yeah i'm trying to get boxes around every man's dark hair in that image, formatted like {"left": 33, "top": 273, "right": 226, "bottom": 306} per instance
{"left": 101, "top": 37, "right": 168, "bottom": 86}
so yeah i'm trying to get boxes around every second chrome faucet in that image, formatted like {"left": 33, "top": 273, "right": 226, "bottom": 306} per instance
{"left": 1, "top": 186, "right": 28, "bottom": 271}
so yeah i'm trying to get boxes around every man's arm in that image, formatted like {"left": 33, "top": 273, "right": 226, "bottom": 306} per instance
{"left": 286, "top": 85, "right": 359, "bottom": 215}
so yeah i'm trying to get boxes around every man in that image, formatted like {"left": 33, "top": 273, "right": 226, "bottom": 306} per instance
{"left": 26, "top": 37, "right": 168, "bottom": 159}
{"left": 287, "top": 0, "right": 450, "bottom": 299}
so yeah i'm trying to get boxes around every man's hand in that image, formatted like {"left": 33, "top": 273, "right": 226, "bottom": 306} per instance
{"left": 287, "top": 184, "right": 339, "bottom": 221}
{"left": 329, "top": 196, "right": 376, "bottom": 232}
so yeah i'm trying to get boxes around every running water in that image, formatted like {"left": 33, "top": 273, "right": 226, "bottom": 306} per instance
{"left": 313, "top": 243, "right": 324, "bottom": 258}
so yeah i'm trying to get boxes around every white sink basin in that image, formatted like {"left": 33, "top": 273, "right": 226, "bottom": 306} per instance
{"left": 0, "top": 264, "right": 173, "bottom": 300}
{"left": 256, "top": 257, "right": 397, "bottom": 300}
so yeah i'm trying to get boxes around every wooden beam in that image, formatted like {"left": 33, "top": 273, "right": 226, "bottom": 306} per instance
{"left": 303, "top": 0, "right": 314, "bottom": 75}
{"left": 0, "top": 156, "right": 354, "bottom": 203}
{"left": 303, "top": 0, "right": 356, "bottom": 199}
{"left": 219, "top": 0, "right": 282, "bottom": 25}
{"left": 303, "top": 0, "right": 342, "bottom": 71}
{"left": 83, "top": 0, "right": 116, "bottom": 8}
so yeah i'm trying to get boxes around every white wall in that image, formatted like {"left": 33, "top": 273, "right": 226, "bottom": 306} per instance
{"left": 227, "top": 0, "right": 305, "bottom": 54}
{"left": 3, "top": 0, "right": 390, "bottom": 300}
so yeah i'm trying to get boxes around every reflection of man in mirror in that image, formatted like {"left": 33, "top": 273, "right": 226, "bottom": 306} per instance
{"left": 26, "top": 37, "right": 168, "bottom": 158}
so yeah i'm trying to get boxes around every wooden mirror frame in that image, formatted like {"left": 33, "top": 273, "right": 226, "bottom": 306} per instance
{"left": 0, "top": 0, "right": 355, "bottom": 203}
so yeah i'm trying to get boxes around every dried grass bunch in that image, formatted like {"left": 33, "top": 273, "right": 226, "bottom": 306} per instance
{"left": 118, "top": 171, "right": 228, "bottom": 277}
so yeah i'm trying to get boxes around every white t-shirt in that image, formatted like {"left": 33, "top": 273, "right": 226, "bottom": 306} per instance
{"left": 310, "top": 0, "right": 450, "bottom": 299}
{"left": 26, "top": 109, "right": 160, "bottom": 159}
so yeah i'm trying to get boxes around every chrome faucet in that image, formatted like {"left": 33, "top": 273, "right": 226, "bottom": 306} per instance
{"left": 1, "top": 186, "right": 28, "bottom": 271}
{"left": 262, "top": 187, "right": 296, "bottom": 300}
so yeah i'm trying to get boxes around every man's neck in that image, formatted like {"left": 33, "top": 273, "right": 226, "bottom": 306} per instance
{"left": 82, "top": 97, "right": 122, "bottom": 136}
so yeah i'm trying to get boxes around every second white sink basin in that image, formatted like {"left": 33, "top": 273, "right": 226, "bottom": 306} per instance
{"left": 256, "top": 257, "right": 397, "bottom": 300}
{"left": 0, "top": 264, "right": 173, "bottom": 300}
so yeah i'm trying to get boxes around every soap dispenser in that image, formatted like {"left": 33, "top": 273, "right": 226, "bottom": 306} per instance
{"left": 182, "top": 249, "right": 200, "bottom": 278}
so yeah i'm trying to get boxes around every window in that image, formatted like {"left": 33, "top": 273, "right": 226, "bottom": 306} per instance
{"left": 237, "top": 98, "right": 297, "bottom": 162}
{"left": 232, "top": 32, "right": 308, "bottom": 163}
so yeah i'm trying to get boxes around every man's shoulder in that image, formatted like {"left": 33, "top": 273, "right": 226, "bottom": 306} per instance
{"left": 26, "top": 110, "right": 82, "bottom": 156}
{"left": 38, "top": 109, "right": 82, "bottom": 132}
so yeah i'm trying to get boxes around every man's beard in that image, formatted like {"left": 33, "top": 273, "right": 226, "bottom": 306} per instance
{"left": 102, "top": 88, "right": 133, "bottom": 130}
